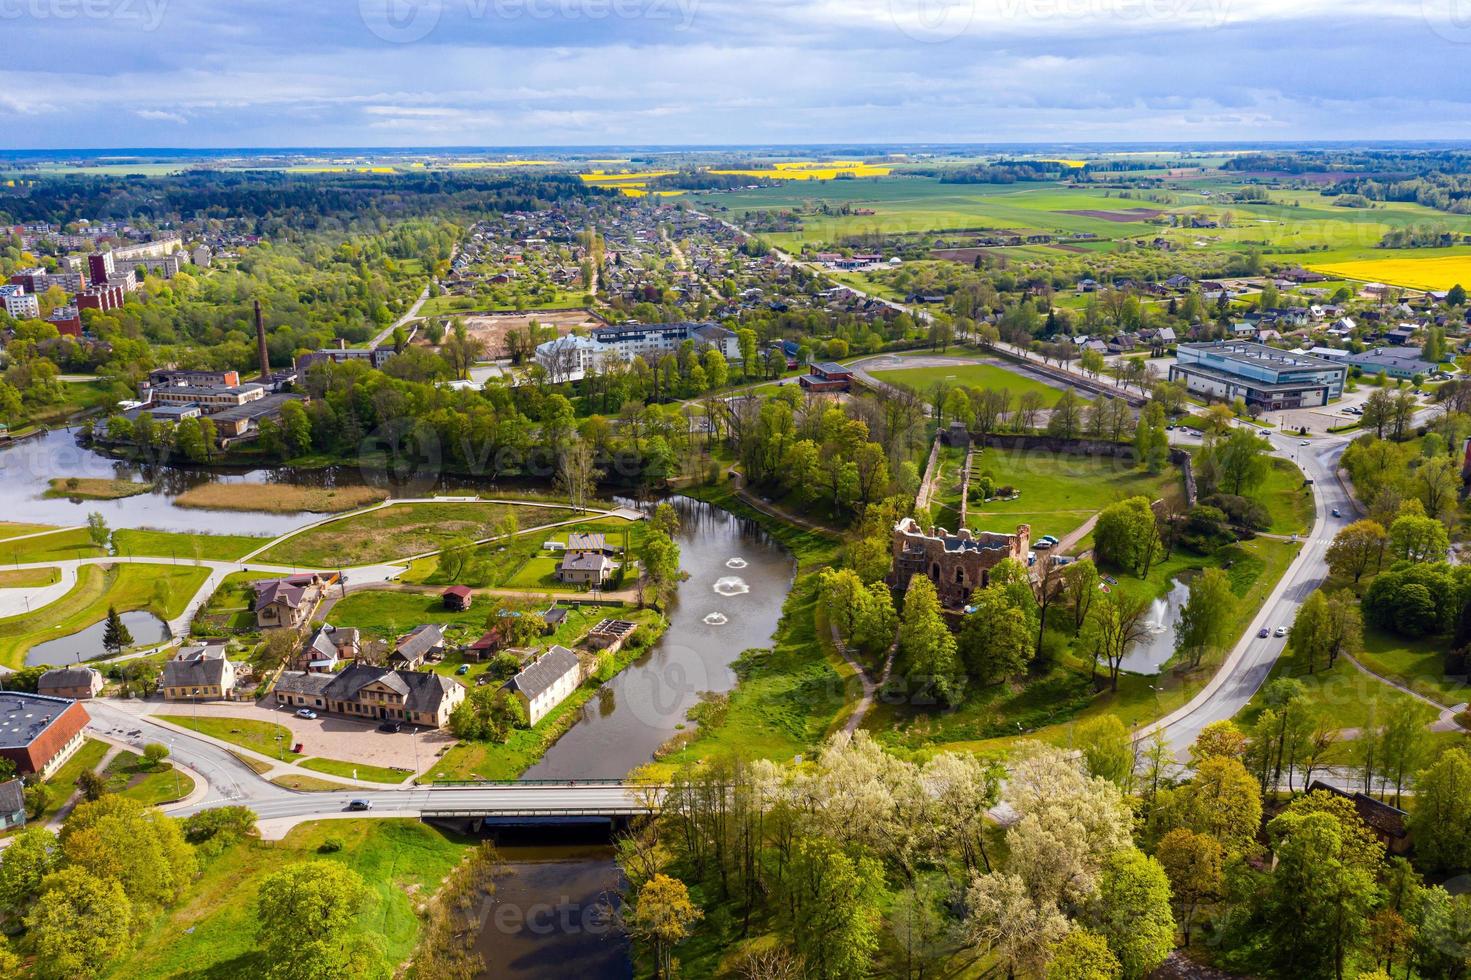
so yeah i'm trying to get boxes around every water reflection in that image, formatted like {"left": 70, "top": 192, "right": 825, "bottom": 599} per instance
{"left": 25, "top": 610, "right": 170, "bottom": 666}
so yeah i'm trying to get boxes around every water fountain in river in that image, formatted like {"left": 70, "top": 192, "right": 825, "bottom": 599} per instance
{"left": 702, "top": 612, "right": 729, "bottom": 626}
{"left": 725, "top": 557, "right": 748, "bottom": 569}
{"left": 713, "top": 576, "right": 750, "bottom": 596}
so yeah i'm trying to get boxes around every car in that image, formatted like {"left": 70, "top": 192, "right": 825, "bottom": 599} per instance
{"left": 456, "top": 664, "right": 470, "bottom": 675}
{"left": 1332, "top": 508, "right": 1341, "bottom": 518}
{"left": 1032, "top": 540, "right": 1053, "bottom": 550}
{"left": 1299, "top": 439, "right": 1310, "bottom": 446}
{"left": 347, "top": 799, "right": 373, "bottom": 811}
{"left": 377, "top": 721, "right": 402, "bottom": 733}
{"left": 1258, "top": 628, "right": 1270, "bottom": 639}
{"left": 295, "top": 709, "right": 317, "bottom": 720}
{"left": 1041, "top": 534, "right": 1059, "bottom": 544}
{"left": 1274, "top": 626, "right": 1287, "bottom": 638}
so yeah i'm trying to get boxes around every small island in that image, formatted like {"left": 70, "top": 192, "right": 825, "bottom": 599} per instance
{"left": 45, "top": 477, "right": 151, "bottom": 500}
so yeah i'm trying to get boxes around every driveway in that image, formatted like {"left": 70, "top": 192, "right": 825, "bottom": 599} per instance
{"left": 139, "top": 698, "right": 456, "bottom": 773}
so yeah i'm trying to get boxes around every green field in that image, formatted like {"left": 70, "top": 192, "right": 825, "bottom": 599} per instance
{"left": 297, "top": 756, "right": 414, "bottom": 784}
{"left": 0, "top": 527, "right": 105, "bottom": 564}
{"left": 157, "top": 715, "right": 303, "bottom": 762}
{"left": 869, "top": 358, "right": 1067, "bottom": 405}
{"left": 257, "top": 501, "right": 577, "bottom": 567}
{"left": 38, "top": 738, "right": 110, "bottom": 823}
{"left": 104, "top": 820, "right": 471, "bottom": 979}
{"left": 102, "top": 750, "right": 196, "bottom": 806}
{"left": 326, "top": 588, "right": 492, "bottom": 642}
{"left": 966, "top": 451, "right": 1183, "bottom": 540}
{"left": 1356, "top": 629, "right": 1468, "bottom": 709}
{"left": 113, "top": 528, "right": 273, "bottom": 562}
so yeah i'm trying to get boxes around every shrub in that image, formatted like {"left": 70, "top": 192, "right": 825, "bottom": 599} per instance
{"left": 318, "top": 837, "right": 344, "bottom": 854}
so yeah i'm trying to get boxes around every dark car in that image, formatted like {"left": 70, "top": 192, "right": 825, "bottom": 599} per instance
{"left": 377, "top": 721, "right": 402, "bottom": 734}
{"left": 347, "top": 799, "right": 373, "bottom": 811}
{"left": 1257, "top": 628, "right": 1270, "bottom": 639}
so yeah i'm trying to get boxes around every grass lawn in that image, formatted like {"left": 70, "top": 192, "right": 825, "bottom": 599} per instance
{"left": 966, "top": 451, "right": 1183, "bottom": 540}
{"left": 1356, "top": 629, "right": 1469, "bottom": 709}
{"left": 105, "top": 820, "right": 473, "bottom": 979}
{"left": 1239, "top": 643, "right": 1440, "bottom": 734}
{"left": 258, "top": 501, "right": 577, "bottom": 567}
{"left": 271, "top": 773, "right": 356, "bottom": 791}
{"left": 0, "top": 522, "right": 59, "bottom": 541}
{"left": 0, "top": 566, "right": 59, "bottom": 588}
{"left": 327, "top": 589, "right": 490, "bottom": 643}
{"left": 45, "top": 477, "right": 151, "bottom": 500}
{"left": 0, "top": 563, "right": 210, "bottom": 668}
{"left": 1257, "top": 456, "right": 1316, "bottom": 536}
{"left": 297, "top": 756, "right": 414, "bottom": 784}
{"left": 0, "top": 526, "right": 104, "bottom": 564}
{"left": 194, "top": 571, "right": 277, "bottom": 634}
{"left": 157, "top": 715, "right": 304, "bottom": 762}
{"left": 102, "top": 750, "right": 196, "bottom": 806}
{"left": 871, "top": 359, "right": 1066, "bottom": 405}
{"left": 39, "top": 737, "right": 109, "bottom": 822}
{"left": 173, "top": 482, "right": 389, "bottom": 515}
{"left": 113, "top": 528, "right": 274, "bottom": 562}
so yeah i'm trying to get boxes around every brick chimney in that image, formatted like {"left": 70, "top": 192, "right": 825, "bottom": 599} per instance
{"left": 254, "top": 300, "right": 270, "bottom": 381}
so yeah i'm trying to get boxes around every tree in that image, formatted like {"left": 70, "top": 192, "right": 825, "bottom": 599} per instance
{"left": 957, "top": 586, "right": 1032, "bottom": 684}
{"left": 1045, "top": 929, "right": 1120, "bottom": 980}
{"left": 1173, "top": 567, "right": 1236, "bottom": 669}
{"left": 556, "top": 439, "right": 603, "bottom": 512}
{"left": 0, "top": 826, "right": 57, "bottom": 922}
{"left": 1062, "top": 558, "right": 1101, "bottom": 634}
{"left": 897, "top": 575, "right": 965, "bottom": 706}
{"left": 1047, "top": 389, "right": 1083, "bottom": 440}
{"left": 1153, "top": 755, "right": 1261, "bottom": 857}
{"left": 1377, "top": 700, "right": 1428, "bottom": 809}
{"left": 781, "top": 836, "right": 884, "bottom": 980}
{"left": 1075, "top": 715, "right": 1135, "bottom": 790}
{"left": 630, "top": 873, "right": 703, "bottom": 980}
{"left": 1211, "top": 427, "right": 1269, "bottom": 496}
{"left": 1082, "top": 589, "right": 1153, "bottom": 692}
{"left": 255, "top": 861, "right": 381, "bottom": 980}
{"left": 23, "top": 867, "right": 134, "bottom": 980}
{"left": 86, "top": 511, "right": 109, "bottom": 550}
{"left": 1326, "top": 520, "right": 1387, "bottom": 583}
{"left": 1288, "top": 591, "right": 1333, "bottom": 674}
{"left": 1389, "top": 507, "right": 1450, "bottom": 562}
{"left": 1406, "top": 747, "right": 1471, "bottom": 873}
{"left": 60, "top": 795, "right": 194, "bottom": 911}
{"left": 1093, "top": 497, "right": 1161, "bottom": 578}
{"left": 142, "top": 742, "right": 170, "bottom": 768}
{"left": 966, "top": 871, "right": 1071, "bottom": 980}
{"left": 1155, "top": 828, "right": 1222, "bottom": 948}
{"left": 1089, "top": 850, "right": 1175, "bottom": 980}
{"left": 101, "top": 605, "right": 133, "bottom": 656}
{"left": 640, "top": 528, "right": 682, "bottom": 612}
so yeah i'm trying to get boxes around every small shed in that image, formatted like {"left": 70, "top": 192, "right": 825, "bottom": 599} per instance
{"left": 442, "top": 585, "right": 473, "bottom": 612}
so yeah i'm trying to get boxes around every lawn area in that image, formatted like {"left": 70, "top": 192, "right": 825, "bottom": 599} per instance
{"left": 113, "top": 528, "right": 273, "bottom": 562}
{"left": 1356, "top": 628, "right": 1469, "bottom": 709}
{"left": 930, "top": 443, "right": 969, "bottom": 530}
{"left": 101, "top": 750, "right": 196, "bottom": 806}
{"left": 0, "top": 521, "right": 59, "bottom": 541}
{"left": 870, "top": 359, "right": 1066, "bottom": 405}
{"left": 297, "top": 756, "right": 413, "bottom": 784}
{"left": 157, "top": 715, "right": 304, "bottom": 762}
{"left": 258, "top": 500, "right": 577, "bottom": 567}
{"left": 105, "top": 820, "right": 473, "bottom": 979}
{"left": 1240, "top": 643, "right": 1440, "bottom": 734}
{"left": 0, "top": 563, "right": 210, "bottom": 668}
{"left": 38, "top": 737, "right": 109, "bottom": 823}
{"left": 966, "top": 450, "right": 1184, "bottom": 540}
{"left": 0, "top": 526, "right": 104, "bottom": 564}
{"left": 1257, "top": 456, "right": 1316, "bottom": 536}
{"left": 194, "top": 571, "right": 278, "bottom": 634}
{"left": 0, "top": 566, "right": 59, "bottom": 588}
{"left": 327, "top": 588, "right": 490, "bottom": 643}
{"left": 45, "top": 477, "right": 151, "bottom": 500}
{"left": 271, "top": 773, "right": 356, "bottom": 791}
{"left": 173, "top": 482, "right": 389, "bottom": 515}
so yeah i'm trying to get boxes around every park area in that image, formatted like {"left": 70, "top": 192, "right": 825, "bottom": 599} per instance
{"left": 964, "top": 450, "right": 1184, "bottom": 540}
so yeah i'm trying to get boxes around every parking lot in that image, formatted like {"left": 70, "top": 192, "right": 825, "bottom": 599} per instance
{"left": 143, "top": 697, "right": 455, "bottom": 774}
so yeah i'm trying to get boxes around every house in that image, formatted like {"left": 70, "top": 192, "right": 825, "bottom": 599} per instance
{"left": 0, "top": 779, "right": 24, "bottom": 831}
{"left": 274, "top": 664, "right": 465, "bottom": 728}
{"left": 0, "top": 692, "right": 91, "bottom": 778}
{"left": 293, "top": 624, "right": 360, "bottom": 673}
{"left": 253, "top": 574, "right": 326, "bottom": 630}
{"left": 1305, "top": 780, "right": 1411, "bottom": 855}
{"left": 566, "top": 532, "right": 610, "bottom": 554}
{"left": 465, "top": 629, "right": 508, "bottom": 662}
{"left": 506, "top": 645, "right": 582, "bottom": 726}
{"left": 162, "top": 644, "right": 240, "bottom": 701}
{"left": 586, "top": 618, "right": 638, "bottom": 653}
{"left": 36, "top": 666, "right": 104, "bottom": 699}
{"left": 559, "top": 551, "right": 613, "bottom": 586}
{"left": 390, "top": 624, "right": 445, "bottom": 670}
{"left": 443, "top": 585, "right": 473, "bottom": 612}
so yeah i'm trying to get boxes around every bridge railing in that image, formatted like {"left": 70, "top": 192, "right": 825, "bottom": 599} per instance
{"left": 424, "top": 778, "right": 638, "bottom": 788}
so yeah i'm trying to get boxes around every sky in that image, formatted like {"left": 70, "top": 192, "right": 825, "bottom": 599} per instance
{"left": 3, "top": 0, "right": 1471, "bottom": 148}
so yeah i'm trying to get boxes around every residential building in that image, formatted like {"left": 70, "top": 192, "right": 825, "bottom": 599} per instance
{"left": 559, "top": 550, "right": 613, "bottom": 586}
{"left": 390, "top": 624, "right": 445, "bottom": 669}
{"left": 506, "top": 645, "right": 581, "bottom": 725}
{"left": 1346, "top": 347, "right": 1440, "bottom": 380}
{"left": 75, "top": 282, "right": 126, "bottom": 313}
{"left": 274, "top": 663, "right": 465, "bottom": 727}
{"left": 442, "top": 585, "right": 473, "bottom": 611}
{"left": 86, "top": 251, "right": 115, "bottom": 286}
{"left": 534, "top": 321, "right": 740, "bottom": 381}
{"left": 46, "top": 306, "right": 82, "bottom": 337}
{"left": 253, "top": 574, "right": 326, "bottom": 630}
{"left": 295, "top": 346, "right": 398, "bottom": 374}
{"left": 0, "top": 286, "right": 39, "bottom": 320}
{"left": 162, "top": 644, "right": 240, "bottom": 701}
{"left": 0, "top": 692, "right": 90, "bottom": 778}
{"left": 36, "top": 666, "right": 104, "bottom": 699}
{"left": 886, "top": 517, "right": 1032, "bottom": 609}
{"left": 1169, "top": 341, "right": 1347, "bottom": 411}
{"left": 292, "top": 624, "right": 360, "bottom": 673}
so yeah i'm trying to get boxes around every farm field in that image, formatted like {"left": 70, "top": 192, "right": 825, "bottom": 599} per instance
{"left": 1307, "top": 255, "right": 1471, "bottom": 291}
{"left": 869, "top": 359, "right": 1068, "bottom": 405}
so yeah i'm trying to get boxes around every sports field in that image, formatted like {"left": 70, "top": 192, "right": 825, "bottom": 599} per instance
{"left": 869, "top": 359, "right": 1068, "bottom": 404}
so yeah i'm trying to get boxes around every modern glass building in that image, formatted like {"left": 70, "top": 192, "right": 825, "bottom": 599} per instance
{"left": 1170, "top": 342, "right": 1347, "bottom": 410}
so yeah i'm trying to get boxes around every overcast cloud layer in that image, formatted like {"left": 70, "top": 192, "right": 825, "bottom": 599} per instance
{"left": 3, "top": 0, "right": 1470, "bottom": 148}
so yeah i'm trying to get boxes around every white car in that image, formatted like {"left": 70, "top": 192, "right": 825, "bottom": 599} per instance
{"left": 1299, "top": 440, "right": 1310, "bottom": 446}
{"left": 1273, "top": 626, "right": 1287, "bottom": 638}
{"left": 295, "top": 708, "right": 318, "bottom": 720}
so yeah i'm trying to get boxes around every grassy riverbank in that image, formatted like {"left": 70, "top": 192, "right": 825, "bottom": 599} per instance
{"left": 45, "top": 477, "right": 151, "bottom": 500}
{"left": 173, "top": 482, "right": 389, "bottom": 514}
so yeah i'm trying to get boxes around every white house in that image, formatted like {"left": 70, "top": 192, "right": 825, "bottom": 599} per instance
{"left": 506, "top": 645, "right": 582, "bottom": 725}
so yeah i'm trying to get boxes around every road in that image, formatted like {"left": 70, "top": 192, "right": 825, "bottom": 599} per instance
{"left": 370, "top": 282, "right": 432, "bottom": 349}
{"left": 1146, "top": 425, "right": 1357, "bottom": 754}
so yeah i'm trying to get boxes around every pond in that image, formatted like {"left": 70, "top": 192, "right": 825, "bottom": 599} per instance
{"left": 24, "top": 610, "right": 170, "bottom": 667}
{"left": 1114, "top": 577, "right": 1191, "bottom": 676}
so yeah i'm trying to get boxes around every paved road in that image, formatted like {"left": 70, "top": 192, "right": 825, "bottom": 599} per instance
{"left": 1146, "top": 426, "right": 1356, "bottom": 754}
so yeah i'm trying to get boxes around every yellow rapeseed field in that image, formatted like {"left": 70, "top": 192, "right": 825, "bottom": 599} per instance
{"left": 1309, "top": 256, "right": 1471, "bottom": 291}
{"left": 711, "top": 161, "right": 892, "bottom": 180}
